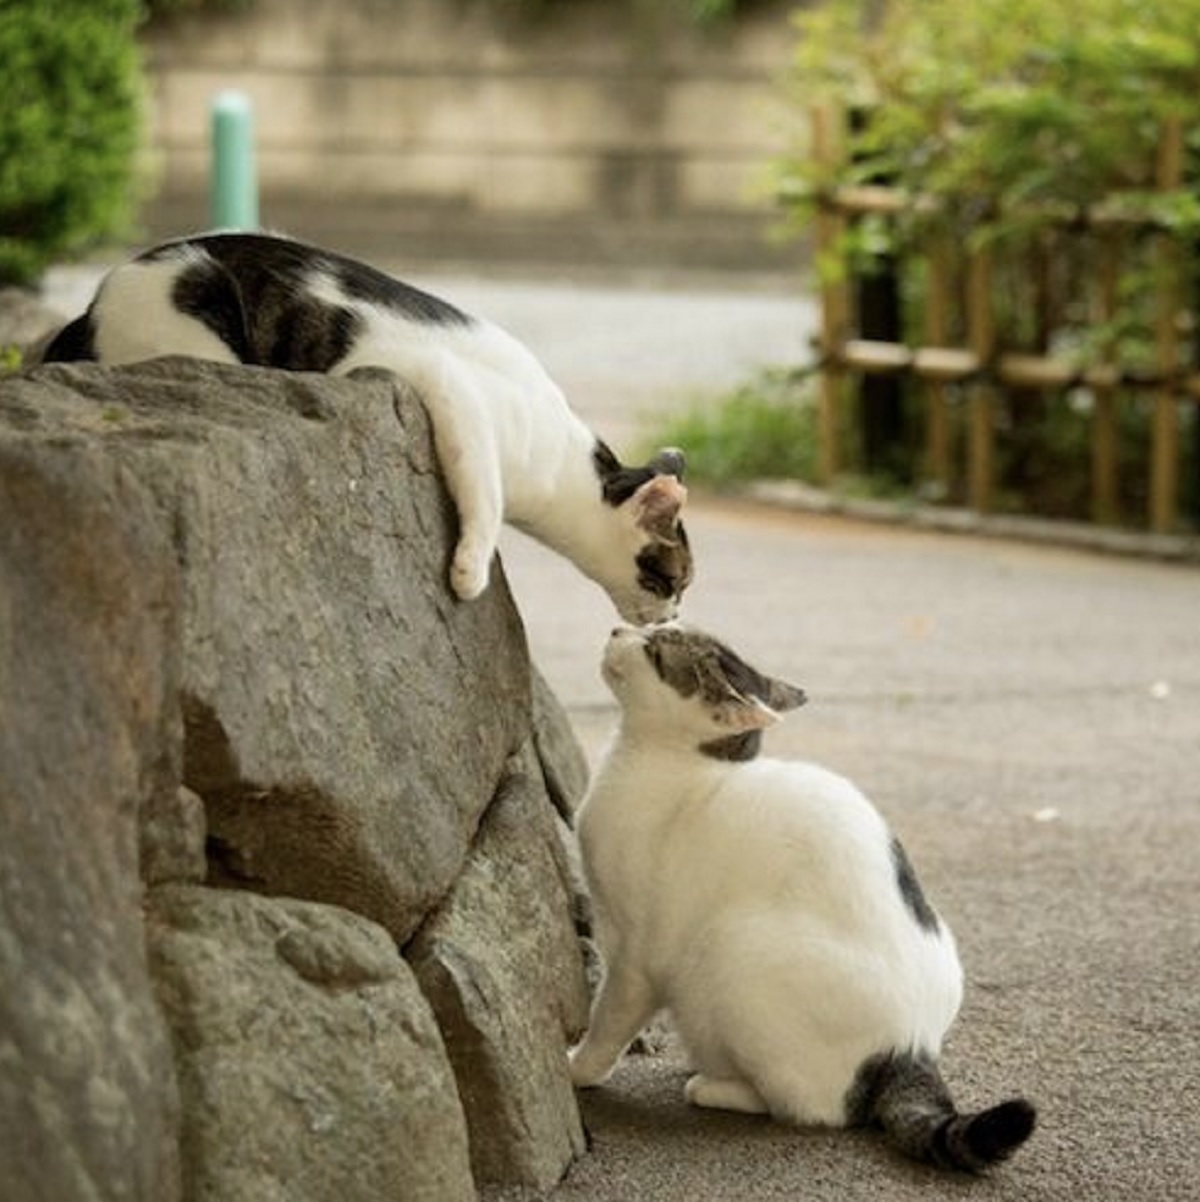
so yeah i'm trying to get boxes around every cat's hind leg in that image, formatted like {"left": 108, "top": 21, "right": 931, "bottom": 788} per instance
{"left": 684, "top": 1075, "right": 769, "bottom": 1115}
{"left": 90, "top": 257, "right": 247, "bottom": 365}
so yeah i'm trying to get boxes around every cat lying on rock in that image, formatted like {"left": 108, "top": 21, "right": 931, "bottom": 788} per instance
{"left": 571, "top": 622, "right": 1037, "bottom": 1172}
{"left": 42, "top": 232, "right": 692, "bottom": 623}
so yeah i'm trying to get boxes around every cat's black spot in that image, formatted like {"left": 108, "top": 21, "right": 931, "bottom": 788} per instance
{"left": 172, "top": 259, "right": 254, "bottom": 362}
{"left": 151, "top": 233, "right": 470, "bottom": 372}
{"left": 592, "top": 439, "right": 686, "bottom": 507}
{"left": 642, "top": 632, "right": 707, "bottom": 701}
{"left": 698, "top": 730, "right": 763, "bottom": 762}
{"left": 331, "top": 256, "right": 471, "bottom": 326}
{"left": 892, "top": 837, "right": 939, "bottom": 933}
{"left": 189, "top": 231, "right": 472, "bottom": 327}
{"left": 594, "top": 442, "right": 655, "bottom": 507}
{"left": 40, "top": 313, "right": 97, "bottom": 362}
{"left": 269, "top": 297, "right": 362, "bottom": 372}
{"left": 644, "top": 627, "right": 805, "bottom": 715}
{"left": 592, "top": 440, "right": 621, "bottom": 476}
{"left": 636, "top": 534, "right": 690, "bottom": 600}
{"left": 641, "top": 627, "right": 805, "bottom": 760}
{"left": 163, "top": 239, "right": 366, "bottom": 372}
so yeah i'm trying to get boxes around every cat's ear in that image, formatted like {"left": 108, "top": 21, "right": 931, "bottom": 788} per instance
{"left": 713, "top": 642, "right": 806, "bottom": 716}
{"left": 764, "top": 678, "right": 807, "bottom": 713}
{"left": 633, "top": 474, "right": 687, "bottom": 538}
{"left": 648, "top": 446, "right": 686, "bottom": 481}
{"left": 715, "top": 694, "right": 781, "bottom": 731}
{"left": 714, "top": 674, "right": 805, "bottom": 730}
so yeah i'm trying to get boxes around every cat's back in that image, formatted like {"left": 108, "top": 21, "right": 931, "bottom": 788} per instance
{"left": 584, "top": 746, "right": 892, "bottom": 915}
{"left": 77, "top": 232, "right": 520, "bottom": 372}
{"left": 644, "top": 752, "right": 888, "bottom": 860}
{"left": 151, "top": 231, "right": 472, "bottom": 327}
{"left": 689, "top": 756, "right": 895, "bottom": 895}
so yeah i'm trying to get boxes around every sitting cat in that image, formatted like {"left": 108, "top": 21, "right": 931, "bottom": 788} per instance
{"left": 570, "top": 622, "right": 1036, "bottom": 1172}
{"left": 41, "top": 232, "right": 692, "bottom": 622}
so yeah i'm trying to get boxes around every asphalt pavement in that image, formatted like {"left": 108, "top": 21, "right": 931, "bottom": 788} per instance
{"left": 41, "top": 258, "right": 1200, "bottom": 1202}
{"left": 471, "top": 272, "right": 1199, "bottom": 1201}
{"left": 499, "top": 495, "right": 1200, "bottom": 1202}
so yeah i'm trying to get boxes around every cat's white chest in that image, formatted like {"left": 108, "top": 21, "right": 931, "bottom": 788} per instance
{"left": 577, "top": 749, "right": 731, "bottom": 952}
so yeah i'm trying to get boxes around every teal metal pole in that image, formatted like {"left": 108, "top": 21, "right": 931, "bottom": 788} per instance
{"left": 210, "top": 90, "right": 259, "bottom": 229}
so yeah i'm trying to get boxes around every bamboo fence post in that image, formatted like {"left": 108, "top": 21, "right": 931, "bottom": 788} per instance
{"left": 1091, "top": 233, "right": 1121, "bottom": 524}
{"left": 923, "top": 233, "right": 953, "bottom": 492}
{"left": 812, "top": 105, "right": 849, "bottom": 484}
{"left": 1150, "top": 116, "right": 1184, "bottom": 533}
{"left": 966, "top": 240, "right": 996, "bottom": 513}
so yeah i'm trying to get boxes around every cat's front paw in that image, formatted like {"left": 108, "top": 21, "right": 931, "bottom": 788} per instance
{"left": 449, "top": 542, "right": 491, "bottom": 601}
{"left": 568, "top": 1043, "right": 614, "bottom": 1089}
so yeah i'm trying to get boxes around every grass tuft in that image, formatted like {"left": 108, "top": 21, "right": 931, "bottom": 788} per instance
{"left": 647, "top": 369, "right": 820, "bottom": 488}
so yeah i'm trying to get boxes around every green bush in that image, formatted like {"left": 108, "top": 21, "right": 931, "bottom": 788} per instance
{"left": 143, "top": 0, "right": 252, "bottom": 15}
{"left": 488, "top": 0, "right": 747, "bottom": 25}
{"left": 771, "top": 0, "right": 1200, "bottom": 525}
{"left": 777, "top": 0, "right": 1200, "bottom": 242}
{"left": 649, "top": 369, "right": 821, "bottom": 487}
{"left": 0, "top": 0, "right": 143, "bottom": 285}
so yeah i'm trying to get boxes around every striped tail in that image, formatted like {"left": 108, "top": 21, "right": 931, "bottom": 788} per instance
{"left": 848, "top": 1050, "right": 1036, "bottom": 1172}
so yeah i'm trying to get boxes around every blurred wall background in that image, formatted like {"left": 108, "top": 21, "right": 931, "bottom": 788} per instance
{"left": 139, "top": 0, "right": 799, "bottom": 270}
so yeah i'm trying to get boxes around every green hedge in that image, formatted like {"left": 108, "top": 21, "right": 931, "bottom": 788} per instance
{"left": 0, "top": 0, "right": 143, "bottom": 285}
{"left": 771, "top": 0, "right": 1200, "bottom": 523}
{"left": 777, "top": 0, "right": 1200, "bottom": 271}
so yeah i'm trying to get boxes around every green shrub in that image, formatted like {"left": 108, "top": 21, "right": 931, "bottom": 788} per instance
{"left": 143, "top": 0, "right": 252, "bottom": 15}
{"left": 649, "top": 369, "right": 821, "bottom": 487}
{"left": 777, "top": 0, "right": 1200, "bottom": 242}
{"left": 771, "top": 0, "right": 1200, "bottom": 526}
{"left": 0, "top": 1, "right": 143, "bottom": 285}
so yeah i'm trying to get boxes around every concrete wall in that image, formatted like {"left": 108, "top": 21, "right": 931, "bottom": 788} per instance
{"left": 140, "top": 0, "right": 802, "bottom": 269}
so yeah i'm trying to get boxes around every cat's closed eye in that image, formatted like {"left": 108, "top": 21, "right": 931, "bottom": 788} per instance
{"left": 636, "top": 560, "right": 677, "bottom": 599}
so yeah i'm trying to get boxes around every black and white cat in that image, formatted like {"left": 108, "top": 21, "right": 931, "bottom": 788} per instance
{"left": 42, "top": 232, "right": 692, "bottom": 622}
{"left": 571, "top": 623, "right": 1037, "bottom": 1172}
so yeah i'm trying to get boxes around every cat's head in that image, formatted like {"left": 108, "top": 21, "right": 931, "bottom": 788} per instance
{"left": 592, "top": 443, "right": 693, "bottom": 624}
{"left": 601, "top": 622, "right": 806, "bottom": 761}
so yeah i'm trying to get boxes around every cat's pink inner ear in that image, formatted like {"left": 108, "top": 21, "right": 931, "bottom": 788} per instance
{"left": 719, "top": 697, "right": 779, "bottom": 731}
{"left": 634, "top": 475, "right": 688, "bottom": 533}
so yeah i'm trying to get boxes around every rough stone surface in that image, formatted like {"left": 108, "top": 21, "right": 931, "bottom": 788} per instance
{"left": 531, "top": 666, "right": 590, "bottom": 821}
{"left": 148, "top": 885, "right": 475, "bottom": 1202}
{"left": 142, "top": 786, "right": 209, "bottom": 886}
{"left": 0, "top": 358, "right": 591, "bottom": 1202}
{"left": 409, "top": 741, "right": 590, "bottom": 1189}
{"left": 9, "top": 358, "right": 531, "bottom": 942}
{"left": 0, "top": 286, "right": 63, "bottom": 357}
{"left": 0, "top": 433, "right": 182, "bottom": 1202}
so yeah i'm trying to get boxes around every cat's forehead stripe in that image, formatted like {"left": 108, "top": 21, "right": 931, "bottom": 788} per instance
{"left": 646, "top": 628, "right": 743, "bottom": 706}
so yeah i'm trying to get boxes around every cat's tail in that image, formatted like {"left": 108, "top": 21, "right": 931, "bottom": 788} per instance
{"left": 850, "top": 1049, "right": 1036, "bottom": 1172}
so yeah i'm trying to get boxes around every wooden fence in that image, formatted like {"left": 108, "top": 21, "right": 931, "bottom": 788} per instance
{"left": 811, "top": 109, "right": 1197, "bottom": 533}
